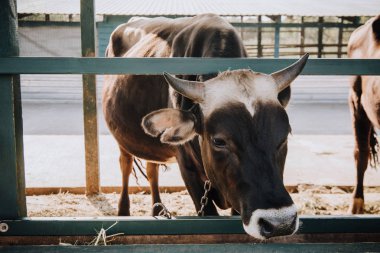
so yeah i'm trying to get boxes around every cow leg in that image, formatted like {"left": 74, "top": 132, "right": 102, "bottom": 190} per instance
{"left": 118, "top": 151, "right": 134, "bottom": 216}
{"left": 146, "top": 162, "right": 164, "bottom": 216}
{"left": 349, "top": 77, "right": 371, "bottom": 214}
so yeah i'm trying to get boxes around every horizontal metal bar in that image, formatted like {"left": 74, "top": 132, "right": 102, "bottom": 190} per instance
{"left": 19, "top": 21, "right": 359, "bottom": 29}
{"left": 18, "top": 21, "right": 81, "bottom": 27}
{"left": 231, "top": 22, "right": 360, "bottom": 28}
{"left": 2, "top": 243, "right": 380, "bottom": 253}
{"left": 0, "top": 57, "right": 379, "bottom": 75}
{"left": 1, "top": 216, "right": 380, "bottom": 236}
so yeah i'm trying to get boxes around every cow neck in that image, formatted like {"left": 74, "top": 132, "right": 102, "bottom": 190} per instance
{"left": 187, "top": 104, "right": 213, "bottom": 214}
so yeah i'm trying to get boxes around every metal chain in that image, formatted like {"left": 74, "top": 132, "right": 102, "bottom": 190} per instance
{"left": 197, "top": 180, "right": 212, "bottom": 216}
{"left": 152, "top": 202, "right": 172, "bottom": 219}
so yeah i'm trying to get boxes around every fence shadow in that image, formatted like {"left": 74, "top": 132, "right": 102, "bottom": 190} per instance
{"left": 87, "top": 193, "right": 118, "bottom": 216}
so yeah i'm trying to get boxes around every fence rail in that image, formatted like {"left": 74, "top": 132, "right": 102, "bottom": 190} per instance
{"left": 1, "top": 57, "right": 380, "bottom": 75}
{"left": 2, "top": 216, "right": 380, "bottom": 236}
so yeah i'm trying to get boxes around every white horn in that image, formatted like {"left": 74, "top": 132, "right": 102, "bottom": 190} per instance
{"left": 163, "top": 72, "right": 205, "bottom": 103}
{"left": 271, "top": 53, "right": 309, "bottom": 92}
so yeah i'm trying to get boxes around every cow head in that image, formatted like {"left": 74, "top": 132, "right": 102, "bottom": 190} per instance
{"left": 142, "top": 54, "right": 309, "bottom": 239}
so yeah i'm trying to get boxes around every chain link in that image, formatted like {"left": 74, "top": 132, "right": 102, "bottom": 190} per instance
{"left": 152, "top": 202, "right": 172, "bottom": 219}
{"left": 197, "top": 180, "right": 212, "bottom": 216}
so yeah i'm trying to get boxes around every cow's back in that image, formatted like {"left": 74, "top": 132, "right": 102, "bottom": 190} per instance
{"left": 102, "top": 14, "right": 246, "bottom": 162}
{"left": 348, "top": 16, "right": 380, "bottom": 59}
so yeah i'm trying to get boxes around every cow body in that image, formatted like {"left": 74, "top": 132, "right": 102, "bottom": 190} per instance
{"left": 103, "top": 14, "right": 308, "bottom": 239}
{"left": 348, "top": 16, "right": 380, "bottom": 214}
{"left": 103, "top": 14, "right": 247, "bottom": 216}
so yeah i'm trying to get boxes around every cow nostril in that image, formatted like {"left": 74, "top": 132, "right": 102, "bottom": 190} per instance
{"left": 258, "top": 218, "right": 274, "bottom": 237}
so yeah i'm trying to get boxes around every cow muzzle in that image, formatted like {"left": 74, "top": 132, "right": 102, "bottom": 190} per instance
{"left": 242, "top": 204, "right": 298, "bottom": 240}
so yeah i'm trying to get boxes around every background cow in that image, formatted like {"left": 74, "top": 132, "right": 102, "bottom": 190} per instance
{"left": 348, "top": 15, "right": 380, "bottom": 214}
{"left": 103, "top": 14, "right": 308, "bottom": 239}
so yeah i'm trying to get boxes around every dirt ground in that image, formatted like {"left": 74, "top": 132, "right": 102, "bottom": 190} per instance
{"left": 27, "top": 185, "right": 380, "bottom": 217}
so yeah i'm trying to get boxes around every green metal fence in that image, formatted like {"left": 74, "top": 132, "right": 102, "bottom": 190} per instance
{"left": 1, "top": 56, "right": 380, "bottom": 240}
{"left": 2, "top": 0, "right": 380, "bottom": 250}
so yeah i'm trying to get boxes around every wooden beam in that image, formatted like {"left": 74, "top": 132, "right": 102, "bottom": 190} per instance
{"left": 0, "top": 0, "right": 27, "bottom": 219}
{"left": 24, "top": 185, "right": 380, "bottom": 196}
{"left": 3, "top": 234, "right": 380, "bottom": 246}
{"left": 25, "top": 186, "right": 189, "bottom": 195}
{"left": 2, "top": 243, "right": 380, "bottom": 252}
{"left": 80, "top": 0, "right": 100, "bottom": 195}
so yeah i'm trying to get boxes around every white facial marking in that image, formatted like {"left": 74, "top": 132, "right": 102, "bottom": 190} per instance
{"left": 200, "top": 71, "right": 278, "bottom": 117}
{"left": 252, "top": 75, "right": 278, "bottom": 101}
{"left": 243, "top": 204, "right": 298, "bottom": 240}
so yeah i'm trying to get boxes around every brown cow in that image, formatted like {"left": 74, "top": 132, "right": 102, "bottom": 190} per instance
{"left": 103, "top": 14, "right": 308, "bottom": 239}
{"left": 348, "top": 15, "right": 380, "bottom": 214}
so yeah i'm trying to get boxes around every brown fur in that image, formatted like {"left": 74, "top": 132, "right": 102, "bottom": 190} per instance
{"left": 102, "top": 14, "right": 247, "bottom": 216}
{"left": 348, "top": 15, "right": 380, "bottom": 214}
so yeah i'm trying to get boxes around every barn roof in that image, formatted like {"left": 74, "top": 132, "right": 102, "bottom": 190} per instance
{"left": 17, "top": 0, "right": 380, "bottom": 17}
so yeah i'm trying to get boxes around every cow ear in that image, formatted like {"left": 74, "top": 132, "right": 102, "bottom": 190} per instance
{"left": 141, "top": 108, "right": 197, "bottom": 145}
{"left": 278, "top": 87, "right": 291, "bottom": 107}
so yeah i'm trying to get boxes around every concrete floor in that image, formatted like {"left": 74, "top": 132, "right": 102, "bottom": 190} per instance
{"left": 22, "top": 101, "right": 353, "bottom": 135}
{"left": 21, "top": 101, "right": 380, "bottom": 188}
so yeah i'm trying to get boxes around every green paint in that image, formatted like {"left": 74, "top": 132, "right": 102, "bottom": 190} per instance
{"left": 18, "top": 21, "right": 81, "bottom": 27}
{"left": 274, "top": 17, "right": 281, "bottom": 58}
{"left": 1, "top": 243, "right": 380, "bottom": 253}
{"left": 0, "top": 57, "right": 379, "bottom": 75}
{"left": 1, "top": 216, "right": 380, "bottom": 236}
{"left": 0, "top": 0, "right": 26, "bottom": 219}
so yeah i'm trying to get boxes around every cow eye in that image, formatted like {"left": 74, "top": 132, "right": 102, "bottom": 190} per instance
{"left": 212, "top": 138, "right": 227, "bottom": 148}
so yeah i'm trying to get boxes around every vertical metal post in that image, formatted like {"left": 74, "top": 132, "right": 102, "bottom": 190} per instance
{"left": 337, "top": 18, "right": 343, "bottom": 58}
{"left": 300, "top": 16, "right": 305, "bottom": 56}
{"left": 257, "top": 15, "right": 262, "bottom": 58}
{"left": 0, "top": 0, "right": 27, "bottom": 219}
{"left": 353, "top": 17, "right": 360, "bottom": 26}
{"left": 274, "top": 16, "right": 281, "bottom": 58}
{"left": 317, "top": 17, "right": 324, "bottom": 58}
{"left": 80, "top": 0, "right": 100, "bottom": 195}
{"left": 240, "top": 16, "right": 244, "bottom": 41}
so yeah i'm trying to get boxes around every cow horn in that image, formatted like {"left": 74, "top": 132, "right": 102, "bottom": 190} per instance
{"left": 271, "top": 53, "right": 309, "bottom": 92}
{"left": 163, "top": 72, "right": 205, "bottom": 102}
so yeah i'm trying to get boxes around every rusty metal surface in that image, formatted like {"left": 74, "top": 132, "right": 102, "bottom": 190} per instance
{"left": 80, "top": 0, "right": 100, "bottom": 195}
{"left": 2, "top": 233, "right": 380, "bottom": 245}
